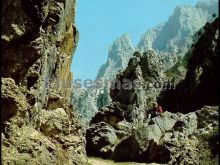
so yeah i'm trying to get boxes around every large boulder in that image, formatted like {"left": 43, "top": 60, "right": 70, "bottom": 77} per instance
{"left": 148, "top": 111, "right": 177, "bottom": 134}
{"left": 86, "top": 122, "right": 118, "bottom": 158}
{"left": 113, "top": 125, "right": 171, "bottom": 163}
{"left": 90, "top": 102, "right": 124, "bottom": 127}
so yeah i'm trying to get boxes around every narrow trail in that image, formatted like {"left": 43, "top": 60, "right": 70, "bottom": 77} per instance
{"left": 88, "top": 157, "right": 161, "bottom": 165}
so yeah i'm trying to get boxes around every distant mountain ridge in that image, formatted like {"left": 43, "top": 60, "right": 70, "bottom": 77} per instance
{"left": 98, "top": 0, "right": 218, "bottom": 80}
{"left": 137, "top": 0, "right": 218, "bottom": 53}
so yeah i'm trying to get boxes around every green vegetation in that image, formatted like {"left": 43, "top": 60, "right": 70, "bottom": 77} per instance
{"left": 197, "top": 126, "right": 219, "bottom": 165}
{"left": 212, "top": 13, "right": 216, "bottom": 18}
{"left": 133, "top": 51, "right": 142, "bottom": 58}
{"left": 164, "top": 48, "right": 194, "bottom": 78}
{"left": 165, "top": 56, "right": 185, "bottom": 78}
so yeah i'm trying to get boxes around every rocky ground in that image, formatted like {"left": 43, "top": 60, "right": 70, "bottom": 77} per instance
{"left": 87, "top": 105, "right": 219, "bottom": 164}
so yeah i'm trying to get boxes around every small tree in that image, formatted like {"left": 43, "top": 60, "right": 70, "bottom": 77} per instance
{"left": 212, "top": 13, "right": 216, "bottom": 18}
{"left": 133, "top": 51, "right": 141, "bottom": 58}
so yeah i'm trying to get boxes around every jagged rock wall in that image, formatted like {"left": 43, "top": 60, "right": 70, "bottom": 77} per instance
{"left": 1, "top": 0, "right": 87, "bottom": 164}
{"left": 110, "top": 50, "right": 167, "bottom": 122}
{"left": 71, "top": 88, "right": 100, "bottom": 124}
{"left": 158, "top": 18, "right": 219, "bottom": 113}
{"left": 137, "top": 0, "right": 218, "bottom": 71}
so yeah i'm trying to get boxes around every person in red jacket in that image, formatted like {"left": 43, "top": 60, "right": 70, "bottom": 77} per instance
{"left": 153, "top": 102, "right": 163, "bottom": 114}
{"left": 146, "top": 102, "right": 163, "bottom": 119}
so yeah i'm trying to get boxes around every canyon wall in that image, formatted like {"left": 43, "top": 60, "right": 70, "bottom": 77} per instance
{"left": 1, "top": 0, "right": 86, "bottom": 164}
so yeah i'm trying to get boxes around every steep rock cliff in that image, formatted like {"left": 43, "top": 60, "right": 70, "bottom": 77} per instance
{"left": 137, "top": 0, "right": 218, "bottom": 53}
{"left": 96, "top": 33, "right": 135, "bottom": 110}
{"left": 1, "top": 0, "right": 86, "bottom": 164}
{"left": 158, "top": 18, "right": 219, "bottom": 113}
{"left": 109, "top": 50, "right": 167, "bottom": 121}
{"left": 71, "top": 88, "right": 100, "bottom": 124}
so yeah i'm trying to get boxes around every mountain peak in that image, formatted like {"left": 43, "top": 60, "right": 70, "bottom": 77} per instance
{"left": 137, "top": 0, "right": 218, "bottom": 53}
{"left": 96, "top": 33, "right": 135, "bottom": 80}
{"left": 109, "top": 33, "right": 134, "bottom": 54}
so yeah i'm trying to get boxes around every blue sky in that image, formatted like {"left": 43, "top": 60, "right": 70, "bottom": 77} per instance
{"left": 71, "top": 0, "right": 198, "bottom": 80}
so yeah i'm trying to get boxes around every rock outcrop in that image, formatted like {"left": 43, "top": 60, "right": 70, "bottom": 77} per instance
{"left": 86, "top": 49, "right": 175, "bottom": 159}
{"left": 1, "top": 0, "right": 86, "bottom": 164}
{"left": 96, "top": 33, "right": 135, "bottom": 109}
{"left": 109, "top": 50, "right": 169, "bottom": 122}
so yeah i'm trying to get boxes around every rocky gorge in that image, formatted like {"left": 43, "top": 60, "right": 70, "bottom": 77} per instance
{"left": 1, "top": 0, "right": 219, "bottom": 165}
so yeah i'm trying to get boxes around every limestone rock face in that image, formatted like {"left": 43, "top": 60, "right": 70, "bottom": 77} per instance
{"left": 1, "top": 0, "right": 86, "bottom": 164}
{"left": 137, "top": 0, "right": 218, "bottom": 53}
{"left": 110, "top": 50, "right": 167, "bottom": 117}
{"left": 71, "top": 88, "right": 100, "bottom": 124}
{"left": 97, "top": 33, "right": 135, "bottom": 80}
{"left": 137, "top": 0, "right": 218, "bottom": 72}
{"left": 96, "top": 33, "right": 135, "bottom": 109}
{"left": 196, "top": 0, "right": 219, "bottom": 13}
